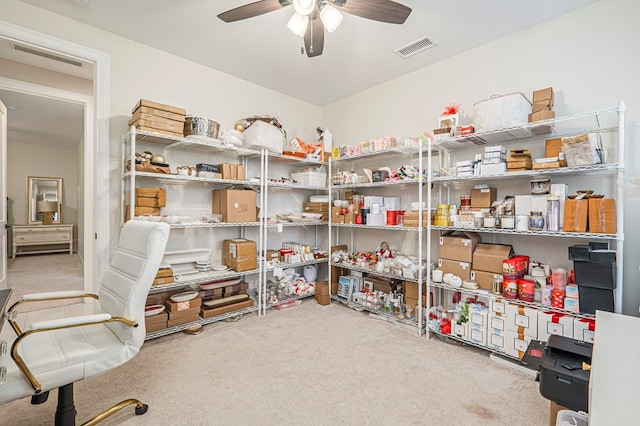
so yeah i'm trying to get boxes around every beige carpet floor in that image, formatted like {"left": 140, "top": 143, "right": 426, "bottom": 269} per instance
{"left": 1, "top": 254, "right": 550, "bottom": 425}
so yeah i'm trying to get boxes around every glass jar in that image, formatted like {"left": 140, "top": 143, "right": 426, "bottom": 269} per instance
{"left": 546, "top": 196, "right": 560, "bottom": 232}
{"left": 529, "top": 211, "right": 545, "bottom": 231}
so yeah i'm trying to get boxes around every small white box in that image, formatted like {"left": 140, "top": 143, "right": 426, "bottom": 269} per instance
{"left": 490, "top": 299, "right": 507, "bottom": 315}
{"left": 469, "top": 303, "right": 489, "bottom": 329}
{"left": 487, "top": 330, "right": 507, "bottom": 353}
{"left": 451, "top": 322, "right": 469, "bottom": 341}
{"left": 504, "top": 331, "right": 533, "bottom": 359}
{"left": 515, "top": 195, "right": 532, "bottom": 216}
{"left": 563, "top": 298, "right": 580, "bottom": 312}
{"left": 480, "top": 162, "right": 507, "bottom": 176}
{"left": 364, "top": 196, "right": 384, "bottom": 208}
{"left": 383, "top": 197, "right": 401, "bottom": 210}
{"left": 468, "top": 325, "right": 488, "bottom": 346}
{"left": 573, "top": 317, "right": 596, "bottom": 343}
{"left": 505, "top": 304, "right": 538, "bottom": 338}
{"left": 488, "top": 312, "right": 507, "bottom": 332}
{"left": 537, "top": 311, "right": 574, "bottom": 341}
{"left": 565, "top": 284, "right": 579, "bottom": 299}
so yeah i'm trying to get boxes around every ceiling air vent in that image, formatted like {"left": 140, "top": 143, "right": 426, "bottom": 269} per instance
{"left": 394, "top": 36, "right": 437, "bottom": 58}
{"left": 11, "top": 43, "right": 84, "bottom": 67}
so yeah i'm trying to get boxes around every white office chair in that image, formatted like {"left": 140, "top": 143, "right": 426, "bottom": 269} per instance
{"left": 0, "top": 220, "right": 170, "bottom": 425}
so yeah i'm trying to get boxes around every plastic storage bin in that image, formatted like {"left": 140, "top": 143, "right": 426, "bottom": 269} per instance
{"left": 556, "top": 409, "right": 588, "bottom": 426}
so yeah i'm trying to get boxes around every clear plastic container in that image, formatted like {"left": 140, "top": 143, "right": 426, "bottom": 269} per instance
{"left": 556, "top": 409, "right": 588, "bottom": 426}
{"left": 547, "top": 196, "right": 561, "bottom": 232}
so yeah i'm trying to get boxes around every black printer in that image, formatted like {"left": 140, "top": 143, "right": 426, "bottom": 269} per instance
{"left": 539, "top": 335, "right": 593, "bottom": 412}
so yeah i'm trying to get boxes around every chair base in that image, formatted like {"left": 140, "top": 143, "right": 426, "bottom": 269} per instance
{"left": 33, "top": 383, "right": 148, "bottom": 426}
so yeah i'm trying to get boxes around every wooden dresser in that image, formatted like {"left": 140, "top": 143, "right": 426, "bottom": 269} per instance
{"left": 12, "top": 224, "right": 74, "bottom": 258}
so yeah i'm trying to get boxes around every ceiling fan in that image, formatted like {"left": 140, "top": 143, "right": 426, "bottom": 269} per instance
{"left": 218, "top": 0, "right": 412, "bottom": 58}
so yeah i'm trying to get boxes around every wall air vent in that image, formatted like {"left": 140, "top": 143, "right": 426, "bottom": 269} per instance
{"left": 11, "top": 43, "right": 84, "bottom": 67}
{"left": 394, "top": 36, "right": 437, "bottom": 58}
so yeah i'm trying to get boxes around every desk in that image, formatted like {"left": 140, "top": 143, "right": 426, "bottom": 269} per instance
{"left": 589, "top": 311, "right": 640, "bottom": 424}
{"left": 12, "top": 224, "right": 73, "bottom": 258}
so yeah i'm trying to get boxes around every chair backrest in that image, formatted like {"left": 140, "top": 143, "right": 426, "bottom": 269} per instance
{"left": 98, "top": 220, "right": 169, "bottom": 348}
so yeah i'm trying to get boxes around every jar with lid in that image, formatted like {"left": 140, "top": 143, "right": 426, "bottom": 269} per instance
{"left": 529, "top": 211, "right": 545, "bottom": 231}
{"left": 546, "top": 196, "right": 560, "bottom": 232}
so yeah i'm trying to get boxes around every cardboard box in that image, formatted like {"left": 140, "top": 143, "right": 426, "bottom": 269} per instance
{"left": 128, "top": 110, "right": 185, "bottom": 127}
{"left": 563, "top": 199, "right": 588, "bottom": 233}
{"left": 588, "top": 198, "right": 616, "bottom": 234}
{"left": 133, "top": 125, "right": 183, "bottom": 138}
{"left": 155, "top": 267, "right": 173, "bottom": 278}
{"left": 533, "top": 87, "right": 554, "bottom": 104}
{"left": 549, "top": 402, "right": 570, "bottom": 426}
{"left": 212, "top": 188, "right": 257, "bottom": 223}
{"left": 471, "top": 188, "right": 497, "bottom": 208}
{"left": 331, "top": 245, "right": 348, "bottom": 253}
{"left": 528, "top": 110, "right": 556, "bottom": 123}
{"left": 132, "top": 99, "right": 186, "bottom": 116}
{"left": 152, "top": 276, "right": 174, "bottom": 286}
{"left": 437, "top": 258, "right": 472, "bottom": 280}
{"left": 218, "top": 163, "right": 234, "bottom": 180}
{"left": 505, "top": 304, "right": 538, "bottom": 338}
{"left": 537, "top": 311, "right": 574, "bottom": 341}
{"left": 135, "top": 187, "right": 166, "bottom": 207}
{"left": 343, "top": 213, "right": 357, "bottom": 224}
{"left": 145, "top": 311, "right": 168, "bottom": 333}
{"left": 200, "top": 299, "right": 254, "bottom": 318}
{"left": 545, "top": 138, "right": 565, "bottom": 166}
{"left": 165, "top": 298, "right": 202, "bottom": 313}
{"left": 532, "top": 100, "right": 552, "bottom": 113}
{"left": 504, "top": 331, "right": 533, "bottom": 359}
{"left": 532, "top": 161, "right": 561, "bottom": 170}
{"left": 573, "top": 317, "right": 596, "bottom": 343}
{"left": 315, "top": 281, "right": 329, "bottom": 297}
{"left": 471, "top": 269, "right": 500, "bottom": 291}
{"left": 235, "top": 164, "right": 245, "bottom": 181}
{"left": 472, "top": 243, "right": 514, "bottom": 274}
{"left": 438, "top": 231, "right": 481, "bottom": 263}
{"left": 403, "top": 281, "right": 426, "bottom": 300}
{"left": 167, "top": 313, "right": 200, "bottom": 327}
{"left": 316, "top": 294, "right": 331, "bottom": 306}
{"left": 487, "top": 330, "right": 507, "bottom": 353}
{"left": 366, "top": 276, "right": 395, "bottom": 294}
{"left": 488, "top": 311, "right": 507, "bottom": 333}
{"left": 125, "top": 205, "right": 161, "bottom": 219}
{"left": 135, "top": 105, "right": 186, "bottom": 122}
{"left": 223, "top": 239, "right": 257, "bottom": 272}
{"left": 129, "top": 117, "right": 183, "bottom": 133}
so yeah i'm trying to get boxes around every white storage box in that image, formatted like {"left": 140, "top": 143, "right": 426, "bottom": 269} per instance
{"left": 291, "top": 171, "right": 327, "bottom": 187}
{"left": 474, "top": 92, "right": 532, "bottom": 132}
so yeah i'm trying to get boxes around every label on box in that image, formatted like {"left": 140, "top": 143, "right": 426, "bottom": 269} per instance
{"left": 469, "top": 328, "right": 486, "bottom": 345}
{"left": 582, "top": 329, "right": 595, "bottom": 343}
{"left": 546, "top": 322, "right": 564, "bottom": 336}
{"left": 491, "top": 300, "right": 506, "bottom": 314}
{"left": 471, "top": 312, "right": 485, "bottom": 327}
{"left": 513, "top": 337, "right": 529, "bottom": 352}
{"left": 514, "top": 314, "right": 530, "bottom": 328}
{"left": 488, "top": 332, "right": 505, "bottom": 350}
{"left": 490, "top": 315, "right": 505, "bottom": 331}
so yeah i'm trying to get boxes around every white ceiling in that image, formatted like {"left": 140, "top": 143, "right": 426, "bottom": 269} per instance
{"left": 19, "top": 0, "right": 597, "bottom": 106}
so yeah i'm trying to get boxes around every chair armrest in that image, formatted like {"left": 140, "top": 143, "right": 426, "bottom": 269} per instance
{"left": 29, "top": 313, "right": 112, "bottom": 331}
{"left": 7, "top": 292, "right": 99, "bottom": 336}
{"left": 11, "top": 315, "right": 138, "bottom": 394}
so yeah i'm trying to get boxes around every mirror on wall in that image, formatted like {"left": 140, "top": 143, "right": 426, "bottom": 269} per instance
{"left": 28, "top": 177, "right": 63, "bottom": 225}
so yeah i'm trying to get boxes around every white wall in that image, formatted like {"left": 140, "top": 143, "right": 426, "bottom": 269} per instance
{"left": 2, "top": 0, "right": 323, "bottom": 255}
{"left": 322, "top": 0, "right": 640, "bottom": 315}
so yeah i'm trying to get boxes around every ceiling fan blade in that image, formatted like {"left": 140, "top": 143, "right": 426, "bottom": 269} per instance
{"left": 304, "top": 13, "right": 324, "bottom": 58}
{"left": 218, "top": 0, "right": 291, "bottom": 23}
{"left": 336, "top": 0, "right": 411, "bottom": 24}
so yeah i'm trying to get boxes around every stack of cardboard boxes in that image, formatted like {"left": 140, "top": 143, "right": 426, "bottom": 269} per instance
{"left": 153, "top": 266, "right": 174, "bottom": 286}
{"left": 507, "top": 148, "right": 533, "bottom": 171}
{"left": 471, "top": 243, "right": 514, "bottom": 291}
{"left": 437, "top": 231, "right": 480, "bottom": 282}
{"left": 315, "top": 281, "right": 330, "bottom": 306}
{"left": 129, "top": 99, "right": 186, "bottom": 138}
{"left": 529, "top": 87, "right": 555, "bottom": 123}
{"left": 200, "top": 281, "right": 253, "bottom": 318}
{"left": 125, "top": 187, "right": 166, "bottom": 220}
{"left": 303, "top": 201, "right": 329, "bottom": 221}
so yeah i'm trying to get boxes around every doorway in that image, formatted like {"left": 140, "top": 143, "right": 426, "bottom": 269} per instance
{"left": 0, "top": 20, "right": 110, "bottom": 295}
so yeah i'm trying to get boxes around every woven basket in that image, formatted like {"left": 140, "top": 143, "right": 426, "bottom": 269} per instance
{"left": 473, "top": 92, "right": 532, "bottom": 132}
{"left": 291, "top": 171, "right": 327, "bottom": 187}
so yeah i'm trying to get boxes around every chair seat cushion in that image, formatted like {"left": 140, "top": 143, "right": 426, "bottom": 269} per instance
{"left": 0, "top": 323, "right": 138, "bottom": 404}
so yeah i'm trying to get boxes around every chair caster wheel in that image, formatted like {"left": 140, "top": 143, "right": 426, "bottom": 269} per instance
{"left": 31, "top": 391, "right": 49, "bottom": 405}
{"left": 135, "top": 404, "right": 148, "bottom": 416}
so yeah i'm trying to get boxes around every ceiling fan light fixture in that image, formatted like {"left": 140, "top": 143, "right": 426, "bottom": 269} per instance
{"left": 320, "top": 4, "right": 343, "bottom": 33}
{"left": 287, "top": 12, "right": 309, "bottom": 37}
{"left": 293, "top": 0, "right": 315, "bottom": 16}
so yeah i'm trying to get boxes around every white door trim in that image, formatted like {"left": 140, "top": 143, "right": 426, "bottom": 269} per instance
{"left": 0, "top": 20, "right": 110, "bottom": 294}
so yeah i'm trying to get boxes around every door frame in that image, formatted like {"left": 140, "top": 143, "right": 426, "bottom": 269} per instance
{"left": 0, "top": 20, "right": 110, "bottom": 294}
